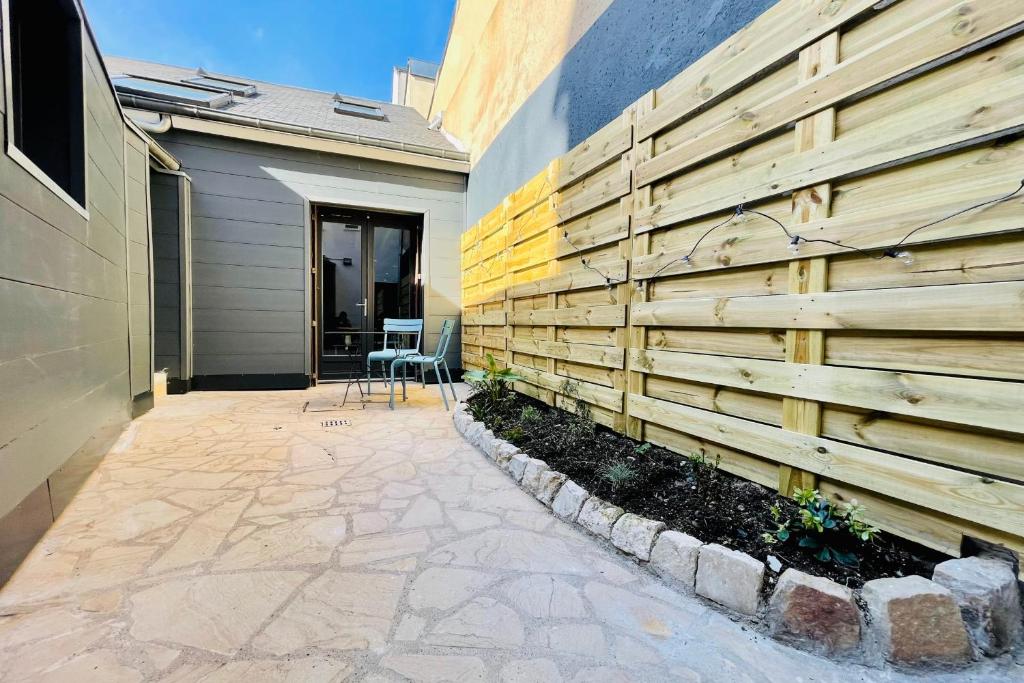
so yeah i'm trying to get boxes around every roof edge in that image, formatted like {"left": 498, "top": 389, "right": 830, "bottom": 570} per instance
{"left": 117, "top": 93, "right": 470, "bottom": 165}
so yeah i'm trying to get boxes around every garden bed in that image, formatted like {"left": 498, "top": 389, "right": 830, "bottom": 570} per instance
{"left": 466, "top": 390, "right": 947, "bottom": 590}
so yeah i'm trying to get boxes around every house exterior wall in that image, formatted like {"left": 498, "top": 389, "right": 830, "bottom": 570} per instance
{"left": 0, "top": 12, "right": 153, "bottom": 582}
{"left": 152, "top": 130, "right": 466, "bottom": 384}
{"left": 151, "top": 171, "right": 182, "bottom": 380}
{"left": 125, "top": 126, "right": 153, "bottom": 409}
{"left": 433, "top": 0, "right": 775, "bottom": 224}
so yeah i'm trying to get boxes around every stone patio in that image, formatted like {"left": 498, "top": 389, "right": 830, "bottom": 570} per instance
{"left": 0, "top": 385, "right": 1018, "bottom": 682}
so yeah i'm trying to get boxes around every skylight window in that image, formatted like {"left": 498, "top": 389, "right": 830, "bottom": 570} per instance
{"left": 112, "top": 76, "right": 232, "bottom": 108}
{"left": 185, "top": 76, "right": 257, "bottom": 97}
{"left": 334, "top": 96, "right": 386, "bottom": 121}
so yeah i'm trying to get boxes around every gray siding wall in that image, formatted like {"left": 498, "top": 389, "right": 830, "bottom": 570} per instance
{"left": 151, "top": 172, "right": 181, "bottom": 377}
{"left": 0, "top": 25, "right": 139, "bottom": 524}
{"left": 466, "top": 0, "right": 774, "bottom": 224}
{"left": 155, "top": 131, "right": 466, "bottom": 377}
{"left": 125, "top": 128, "right": 152, "bottom": 398}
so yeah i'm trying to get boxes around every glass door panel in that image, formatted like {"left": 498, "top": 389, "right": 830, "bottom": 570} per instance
{"left": 319, "top": 218, "right": 366, "bottom": 379}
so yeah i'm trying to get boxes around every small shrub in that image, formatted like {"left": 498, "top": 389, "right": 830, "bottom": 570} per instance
{"left": 768, "top": 488, "right": 881, "bottom": 567}
{"left": 600, "top": 461, "right": 638, "bottom": 490}
{"left": 634, "top": 442, "right": 652, "bottom": 456}
{"left": 501, "top": 426, "right": 525, "bottom": 443}
{"left": 520, "top": 404, "right": 542, "bottom": 426}
{"left": 464, "top": 353, "right": 522, "bottom": 413}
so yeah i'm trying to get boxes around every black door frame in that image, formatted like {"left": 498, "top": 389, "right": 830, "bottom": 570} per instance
{"left": 311, "top": 204, "right": 423, "bottom": 383}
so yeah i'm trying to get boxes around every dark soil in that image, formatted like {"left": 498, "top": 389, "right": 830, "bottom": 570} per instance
{"left": 468, "top": 391, "right": 948, "bottom": 591}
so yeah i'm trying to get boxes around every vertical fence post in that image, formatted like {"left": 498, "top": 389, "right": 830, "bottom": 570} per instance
{"left": 778, "top": 32, "right": 839, "bottom": 496}
{"left": 625, "top": 91, "right": 656, "bottom": 440}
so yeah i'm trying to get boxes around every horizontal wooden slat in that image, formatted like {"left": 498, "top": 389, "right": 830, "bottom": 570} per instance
{"left": 636, "top": 36, "right": 1024, "bottom": 228}
{"left": 507, "top": 259, "right": 628, "bottom": 298}
{"left": 509, "top": 338, "right": 625, "bottom": 369}
{"left": 461, "top": 333, "right": 506, "bottom": 350}
{"left": 637, "top": 1, "right": 1024, "bottom": 187}
{"left": 825, "top": 334, "right": 1024, "bottom": 382}
{"left": 555, "top": 199, "right": 629, "bottom": 258}
{"left": 513, "top": 364, "right": 623, "bottom": 412}
{"left": 507, "top": 164, "right": 555, "bottom": 219}
{"left": 637, "top": 0, "right": 878, "bottom": 140}
{"left": 553, "top": 163, "right": 631, "bottom": 223}
{"left": 629, "top": 393, "right": 1024, "bottom": 536}
{"left": 462, "top": 311, "right": 507, "bottom": 326}
{"left": 509, "top": 304, "right": 626, "bottom": 327}
{"left": 636, "top": 195, "right": 1024, "bottom": 280}
{"left": 556, "top": 115, "right": 632, "bottom": 189}
{"left": 631, "top": 281, "right": 1024, "bottom": 332}
{"left": 632, "top": 349, "right": 1024, "bottom": 435}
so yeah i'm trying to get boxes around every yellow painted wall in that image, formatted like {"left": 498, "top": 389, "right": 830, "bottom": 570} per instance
{"left": 404, "top": 73, "right": 436, "bottom": 119}
{"left": 430, "top": 0, "right": 613, "bottom": 165}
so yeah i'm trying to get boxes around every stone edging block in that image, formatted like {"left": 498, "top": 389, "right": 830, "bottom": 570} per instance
{"left": 862, "top": 575, "right": 972, "bottom": 666}
{"left": 610, "top": 513, "right": 666, "bottom": 561}
{"left": 768, "top": 569, "right": 861, "bottom": 654}
{"left": 932, "top": 556, "right": 1022, "bottom": 656}
{"left": 551, "top": 480, "right": 589, "bottom": 522}
{"left": 520, "top": 458, "right": 549, "bottom": 494}
{"left": 576, "top": 497, "right": 625, "bottom": 540}
{"left": 534, "top": 470, "right": 567, "bottom": 506}
{"left": 649, "top": 531, "right": 701, "bottom": 592}
{"left": 695, "top": 544, "right": 764, "bottom": 616}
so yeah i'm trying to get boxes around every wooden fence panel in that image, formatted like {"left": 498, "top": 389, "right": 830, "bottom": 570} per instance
{"left": 461, "top": 0, "right": 1024, "bottom": 567}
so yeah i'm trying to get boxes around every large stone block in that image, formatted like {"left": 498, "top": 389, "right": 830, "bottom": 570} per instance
{"left": 576, "top": 497, "right": 625, "bottom": 540}
{"left": 932, "top": 556, "right": 1022, "bottom": 656}
{"left": 453, "top": 412, "right": 473, "bottom": 434}
{"left": 649, "top": 531, "right": 701, "bottom": 591}
{"left": 463, "top": 421, "right": 486, "bottom": 445}
{"left": 862, "top": 575, "right": 971, "bottom": 666}
{"left": 768, "top": 569, "right": 861, "bottom": 654}
{"left": 505, "top": 454, "right": 530, "bottom": 483}
{"left": 610, "top": 514, "right": 665, "bottom": 561}
{"left": 492, "top": 441, "right": 520, "bottom": 467}
{"left": 475, "top": 428, "right": 496, "bottom": 453}
{"left": 534, "top": 471, "right": 567, "bottom": 506}
{"left": 695, "top": 544, "right": 764, "bottom": 616}
{"left": 551, "top": 481, "right": 589, "bottom": 522}
{"left": 519, "top": 459, "right": 549, "bottom": 494}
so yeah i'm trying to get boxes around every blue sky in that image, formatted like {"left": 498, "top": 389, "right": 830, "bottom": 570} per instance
{"left": 83, "top": 0, "right": 456, "bottom": 102}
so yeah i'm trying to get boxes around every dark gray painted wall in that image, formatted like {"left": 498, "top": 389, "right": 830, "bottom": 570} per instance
{"left": 152, "top": 131, "right": 466, "bottom": 378}
{"left": 466, "top": 0, "right": 775, "bottom": 224}
{"left": 125, "top": 129, "right": 153, "bottom": 399}
{"left": 152, "top": 172, "right": 181, "bottom": 378}
{"left": 0, "top": 11, "right": 148, "bottom": 560}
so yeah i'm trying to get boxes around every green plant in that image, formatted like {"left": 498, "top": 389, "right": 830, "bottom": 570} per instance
{"left": 520, "top": 405, "right": 542, "bottom": 426}
{"left": 464, "top": 353, "right": 523, "bottom": 407}
{"left": 501, "top": 426, "right": 525, "bottom": 443}
{"left": 634, "top": 442, "right": 652, "bottom": 456}
{"left": 600, "top": 461, "right": 638, "bottom": 490}
{"left": 770, "top": 489, "right": 881, "bottom": 567}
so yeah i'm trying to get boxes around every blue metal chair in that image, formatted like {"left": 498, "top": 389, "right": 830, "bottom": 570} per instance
{"left": 367, "top": 318, "right": 422, "bottom": 395}
{"left": 389, "top": 319, "right": 458, "bottom": 410}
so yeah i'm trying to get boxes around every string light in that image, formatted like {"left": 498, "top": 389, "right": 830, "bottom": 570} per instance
{"left": 634, "top": 179, "right": 1024, "bottom": 287}
{"left": 561, "top": 229, "right": 626, "bottom": 289}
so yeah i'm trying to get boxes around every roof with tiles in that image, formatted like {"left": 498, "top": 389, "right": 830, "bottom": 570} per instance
{"left": 104, "top": 56, "right": 460, "bottom": 155}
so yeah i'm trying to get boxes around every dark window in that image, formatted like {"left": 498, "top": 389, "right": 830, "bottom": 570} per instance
{"left": 8, "top": 0, "right": 85, "bottom": 206}
{"left": 334, "top": 97, "right": 386, "bottom": 121}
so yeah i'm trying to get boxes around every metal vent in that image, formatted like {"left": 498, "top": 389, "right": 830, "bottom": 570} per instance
{"left": 321, "top": 419, "right": 351, "bottom": 428}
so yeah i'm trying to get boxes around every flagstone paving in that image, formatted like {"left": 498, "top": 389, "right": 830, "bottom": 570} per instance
{"left": 0, "top": 386, "right": 1018, "bottom": 682}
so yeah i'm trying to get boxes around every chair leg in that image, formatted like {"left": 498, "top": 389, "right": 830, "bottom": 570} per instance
{"left": 366, "top": 363, "right": 372, "bottom": 395}
{"left": 434, "top": 361, "right": 449, "bottom": 410}
{"left": 402, "top": 364, "right": 408, "bottom": 401}
{"left": 442, "top": 360, "right": 457, "bottom": 403}
{"left": 388, "top": 360, "right": 398, "bottom": 409}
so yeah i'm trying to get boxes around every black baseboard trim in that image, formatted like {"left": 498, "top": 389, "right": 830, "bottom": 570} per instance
{"left": 131, "top": 391, "right": 154, "bottom": 417}
{"left": 192, "top": 374, "right": 312, "bottom": 391}
{"left": 167, "top": 378, "right": 192, "bottom": 394}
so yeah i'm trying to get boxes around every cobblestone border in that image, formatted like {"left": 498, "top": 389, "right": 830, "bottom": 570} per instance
{"left": 453, "top": 403, "right": 1023, "bottom": 670}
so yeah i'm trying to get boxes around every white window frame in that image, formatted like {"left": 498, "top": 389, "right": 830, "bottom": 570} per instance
{"left": 1, "top": 0, "right": 89, "bottom": 219}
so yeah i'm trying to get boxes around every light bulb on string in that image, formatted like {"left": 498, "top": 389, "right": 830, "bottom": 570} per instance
{"left": 894, "top": 250, "right": 914, "bottom": 266}
{"left": 682, "top": 254, "right": 693, "bottom": 268}
{"left": 787, "top": 235, "right": 801, "bottom": 255}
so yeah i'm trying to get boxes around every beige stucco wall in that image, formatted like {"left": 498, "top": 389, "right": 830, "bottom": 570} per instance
{"left": 430, "top": 0, "right": 612, "bottom": 165}
{"left": 404, "top": 73, "right": 436, "bottom": 119}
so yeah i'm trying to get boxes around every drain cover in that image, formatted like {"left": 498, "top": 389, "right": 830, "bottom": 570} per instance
{"left": 321, "top": 419, "right": 351, "bottom": 428}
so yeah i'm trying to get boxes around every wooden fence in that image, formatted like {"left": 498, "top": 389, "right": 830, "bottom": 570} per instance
{"left": 460, "top": 0, "right": 1024, "bottom": 565}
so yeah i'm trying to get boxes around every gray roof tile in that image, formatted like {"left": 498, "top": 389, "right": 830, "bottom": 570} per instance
{"left": 104, "top": 56, "right": 458, "bottom": 153}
